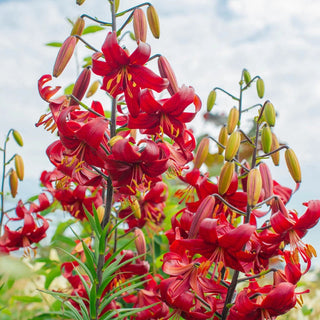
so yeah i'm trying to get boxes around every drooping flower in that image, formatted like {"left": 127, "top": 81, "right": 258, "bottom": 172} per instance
{"left": 92, "top": 31, "right": 168, "bottom": 117}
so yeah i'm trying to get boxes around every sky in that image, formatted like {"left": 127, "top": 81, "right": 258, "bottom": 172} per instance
{"left": 1, "top": 0, "right": 320, "bottom": 262}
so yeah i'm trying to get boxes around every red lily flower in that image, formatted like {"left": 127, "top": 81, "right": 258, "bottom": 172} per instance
{"left": 92, "top": 31, "right": 168, "bottom": 117}
{"left": 105, "top": 138, "right": 169, "bottom": 190}
{"left": 128, "top": 86, "right": 201, "bottom": 139}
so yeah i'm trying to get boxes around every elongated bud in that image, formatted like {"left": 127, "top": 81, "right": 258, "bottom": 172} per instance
{"left": 133, "top": 8, "right": 147, "bottom": 43}
{"left": 285, "top": 148, "right": 301, "bottom": 183}
{"left": 130, "top": 198, "right": 141, "bottom": 219}
{"left": 227, "top": 107, "right": 239, "bottom": 134}
{"left": 225, "top": 131, "right": 241, "bottom": 161}
{"left": 271, "top": 133, "right": 280, "bottom": 166}
{"left": 158, "top": 56, "right": 179, "bottom": 95}
{"left": 53, "top": 36, "right": 77, "bottom": 77}
{"left": 247, "top": 168, "right": 262, "bottom": 207}
{"left": 218, "top": 125, "right": 228, "bottom": 154}
{"left": 109, "top": 135, "right": 123, "bottom": 147}
{"left": 14, "top": 154, "right": 24, "bottom": 181}
{"left": 256, "top": 78, "right": 265, "bottom": 98}
{"left": 9, "top": 170, "right": 18, "bottom": 198}
{"left": 263, "top": 101, "right": 276, "bottom": 127}
{"left": 240, "top": 161, "right": 250, "bottom": 192}
{"left": 188, "top": 195, "right": 215, "bottom": 239}
{"left": 70, "top": 67, "right": 91, "bottom": 105}
{"left": 12, "top": 130, "right": 23, "bottom": 146}
{"left": 70, "top": 17, "right": 85, "bottom": 37}
{"left": 194, "top": 137, "right": 209, "bottom": 169}
{"left": 147, "top": 5, "right": 160, "bottom": 39}
{"left": 207, "top": 89, "right": 217, "bottom": 112}
{"left": 114, "top": 0, "right": 120, "bottom": 13}
{"left": 86, "top": 80, "right": 100, "bottom": 98}
{"left": 243, "top": 69, "right": 251, "bottom": 85}
{"left": 259, "top": 162, "right": 273, "bottom": 200}
{"left": 218, "top": 161, "right": 235, "bottom": 195}
{"left": 97, "top": 206, "right": 105, "bottom": 223}
{"left": 261, "top": 125, "right": 272, "bottom": 154}
{"left": 134, "top": 228, "right": 146, "bottom": 259}
{"left": 76, "top": 0, "right": 86, "bottom": 5}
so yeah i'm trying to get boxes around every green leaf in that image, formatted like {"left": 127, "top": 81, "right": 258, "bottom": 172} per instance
{"left": 11, "top": 295, "right": 42, "bottom": 303}
{"left": 45, "top": 267, "right": 62, "bottom": 289}
{"left": 82, "top": 26, "right": 105, "bottom": 35}
{"left": 45, "top": 42, "right": 62, "bottom": 47}
{"left": 64, "top": 83, "right": 75, "bottom": 95}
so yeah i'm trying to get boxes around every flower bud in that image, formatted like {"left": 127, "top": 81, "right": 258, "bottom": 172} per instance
{"left": 53, "top": 36, "right": 77, "bottom": 77}
{"left": 71, "top": 67, "right": 91, "bottom": 105}
{"left": 263, "top": 101, "right": 276, "bottom": 127}
{"left": 243, "top": 69, "right": 251, "bottom": 85}
{"left": 207, "top": 89, "right": 217, "bottom": 112}
{"left": 133, "top": 8, "right": 147, "bottom": 43}
{"left": 247, "top": 168, "right": 262, "bottom": 207}
{"left": 130, "top": 198, "right": 141, "bottom": 219}
{"left": 259, "top": 162, "right": 273, "bottom": 201}
{"left": 76, "top": 0, "right": 86, "bottom": 5}
{"left": 271, "top": 133, "right": 280, "bottom": 166}
{"left": 134, "top": 228, "right": 146, "bottom": 259}
{"left": 14, "top": 154, "right": 24, "bottom": 181}
{"left": 12, "top": 130, "right": 23, "bottom": 146}
{"left": 194, "top": 137, "right": 209, "bottom": 169}
{"left": 97, "top": 206, "right": 105, "bottom": 223}
{"left": 147, "top": 5, "right": 160, "bottom": 39}
{"left": 218, "top": 161, "right": 235, "bottom": 195}
{"left": 285, "top": 148, "right": 301, "bottom": 183}
{"left": 256, "top": 78, "right": 265, "bottom": 98}
{"left": 188, "top": 195, "right": 215, "bottom": 239}
{"left": 70, "top": 17, "right": 85, "bottom": 38}
{"left": 261, "top": 125, "right": 272, "bottom": 154}
{"left": 218, "top": 125, "right": 228, "bottom": 154}
{"left": 86, "top": 80, "right": 100, "bottom": 98}
{"left": 114, "top": 0, "right": 120, "bottom": 13}
{"left": 158, "top": 56, "right": 179, "bottom": 95}
{"left": 227, "top": 107, "right": 239, "bottom": 134}
{"left": 109, "top": 135, "right": 123, "bottom": 147}
{"left": 225, "top": 131, "right": 241, "bottom": 161}
{"left": 9, "top": 169, "right": 18, "bottom": 198}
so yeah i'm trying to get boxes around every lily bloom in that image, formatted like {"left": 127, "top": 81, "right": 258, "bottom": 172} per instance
{"left": 128, "top": 86, "right": 201, "bottom": 140}
{"left": 92, "top": 31, "right": 168, "bottom": 117}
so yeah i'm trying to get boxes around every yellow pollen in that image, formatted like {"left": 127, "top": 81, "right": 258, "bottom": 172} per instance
{"left": 106, "top": 78, "right": 114, "bottom": 90}
{"left": 132, "top": 81, "right": 137, "bottom": 87}
{"left": 116, "top": 73, "right": 122, "bottom": 84}
{"left": 127, "top": 73, "right": 132, "bottom": 81}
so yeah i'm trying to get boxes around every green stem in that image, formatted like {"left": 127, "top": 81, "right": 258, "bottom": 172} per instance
{"left": 213, "top": 87, "right": 239, "bottom": 101}
{"left": 116, "top": 2, "right": 152, "bottom": 17}
{"left": 81, "top": 14, "right": 112, "bottom": 26}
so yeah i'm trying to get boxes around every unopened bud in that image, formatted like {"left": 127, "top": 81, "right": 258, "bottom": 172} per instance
{"left": 227, "top": 107, "right": 239, "bottom": 134}
{"left": 158, "top": 56, "right": 179, "bottom": 95}
{"left": 247, "top": 168, "right": 262, "bottom": 207}
{"left": 285, "top": 148, "right": 301, "bottom": 183}
{"left": 86, "top": 80, "right": 100, "bottom": 98}
{"left": 225, "top": 131, "right": 241, "bottom": 161}
{"left": 134, "top": 228, "right": 146, "bottom": 259}
{"left": 261, "top": 125, "right": 272, "bottom": 154}
{"left": 14, "top": 154, "right": 24, "bottom": 181}
{"left": 207, "top": 89, "right": 217, "bottom": 112}
{"left": 271, "top": 133, "right": 280, "bottom": 166}
{"left": 259, "top": 162, "right": 273, "bottom": 200}
{"left": 256, "top": 78, "right": 265, "bottom": 99}
{"left": 147, "top": 5, "right": 160, "bottom": 39}
{"left": 188, "top": 195, "right": 215, "bottom": 239}
{"left": 53, "top": 36, "right": 77, "bottom": 77}
{"left": 218, "top": 125, "right": 228, "bottom": 154}
{"left": 114, "top": 0, "right": 120, "bottom": 13}
{"left": 130, "top": 198, "right": 141, "bottom": 219}
{"left": 133, "top": 8, "right": 147, "bottom": 43}
{"left": 76, "top": 0, "right": 86, "bottom": 5}
{"left": 243, "top": 69, "right": 251, "bottom": 85}
{"left": 70, "top": 17, "right": 85, "bottom": 37}
{"left": 12, "top": 130, "right": 23, "bottom": 147}
{"left": 263, "top": 101, "right": 276, "bottom": 127}
{"left": 71, "top": 67, "right": 91, "bottom": 105}
{"left": 9, "top": 170, "right": 18, "bottom": 198}
{"left": 109, "top": 135, "right": 123, "bottom": 147}
{"left": 218, "top": 161, "right": 235, "bottom": 195}
{"left": 194, "top": 137, "right": 209, "bottom": 169}
{"left": 97, "top": 206, "right": 105, "bottom": 223}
